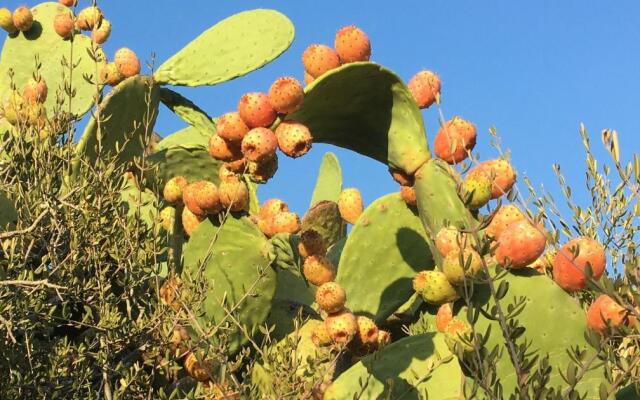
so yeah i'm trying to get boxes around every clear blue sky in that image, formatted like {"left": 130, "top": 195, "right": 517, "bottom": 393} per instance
{"left": 4, "top": 1, "right": 640, "bottom": 216}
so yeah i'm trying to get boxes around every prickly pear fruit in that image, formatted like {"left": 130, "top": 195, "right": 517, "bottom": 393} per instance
{"left": 461, "top": 174, "right": 492, "bottom": 210}
{"left": 0, "top": 8, "right": 16, "bottom": 35}
{"left": 442, "top": 248, "right": 484, "bottom": 285}
{"left": 334, "top": 25, "right": 371, "bottom": 63}
{"left": 218, "top": 179, "right": 249, "bottom": 212}
{"left": 467, "top": 159, "right": 516, "bottom": 199}
{"left": 298, "top": 229, "right": 326, "bottom": 258}
{"left": 208, "top": 134, "right": 243, "bottom": 162}
{"left": 304, "top": 71, "right": 314, "bottom": 85}
{"left": 182, "top": 182, "right": 206, "bottom": 217}
{"left": 315, "top": 282, "right": 346, "bottom": 313}
{"left": 238, "top": 92, "right": 277, "bottom": 128}
{"left": 338, "top": 188, "right": 363, "bottom": 225}
{"left": 12, "top": 6, "right": 33, "bottom": 32}
{"left": 2, "top": 94, "right": 25, "bottom": 126}
{"left": 270, "top": 211, "right": 300, "bottom": 235}
{"left": 91, "top": 18, "right": 111, "bottom": 44}
{"left": 377, "top": 330, "right": 391, "bottom": 348}
{"left": 75, "top": 6, "right": 102, "bottom": 31}
{"left": 355, "top": 316, "right": 379, "bottom": 346}
{"left": 389, "top": 167, "right": 414, "bottom": 186}
{"left": 302, "top": 44, "right": 341, "bottom": 78}
{"left": 400, "top": 185, "right": 416, "bottom": 206}
{"left": 444, "top": 319, "right": 475, "bottom": 353}
{"left": 303, "top": 255, "right": 336, "bottom": 286}
{"left": 183, "top": 353, "right": 212, "bottom": 382}
{"left": 159, "top": 276, "right": 182, "bottom": 312}
{"left": 223, "top": 158, "right": 247, "bottom": 174}
{"left": 435, "top": 227, "right": 474, "bottom": 257}
{"left": 413, "top": 270, "right": 460, "bottom": 304}
{"left": 274, "top": 121, "right": 312, "bottom": 158}
{"left": 59, "top": 0, "right": 77, "bottom": 6}
{"left": 325, "top": 310, "right": 358, "bottom": 344}
{"left": 553, "top": 237, "right": 606, "bottom": 292}
{"left": 181, "top": 206, "right": 204, "bottom": 237}
{"left": 247, "top": 153, "right": 278, "bottom": 183}
{"left": 311, "top": 322, "right": 332, "bottom": 347}
{"left": 163, "top": 176, "right": 187, "bottom": 204}
{"left": 530, "top": 251, "right": 554, "bottom": 273}
{"left": 485, "top": 204, "right": 525, "bottom": 240}
{"left": 160, "top": 206, "right": 176, "bottom": 232}
{"left": 260, "top": 198, "right": 288, "bottom": 220}
{"left": 23, "top": 78, "right": 48, "bottom": 104}
{"left": 114, "top": 48, "right": 141, "bottom": 78}
{"left": 99, "top": 63, "right": 123, "bottom": 86}
{"left": 495, "top": 220, "right": 546, "bottom": 269}
{"left": 436, "top": 303, "right": 453, "bottom": 332}
{"left": 217, "top": 112, "right": 249, "bottom": 143}
{"left": 587, "top": 295, "right": 634, "bottom": 335}
{"left": 268, "top": 77, "right": 304, "bottom": 114}
{"left": 194, "top": 181, "right": 221, "bottom": 215}
{"left": 434, "top": 117, "right": 477, "bottom": 164}
{"left": 53, "top": 12, "right": 74, "bottom": 39}
{"left": 241, "top": 127, "right": 278, "bottom": 162}
{"left": 408, "top": 70, "right": 441, "bottom": 109}
{"left": 218, "top": 164, "right": 239, "bottom": 183}
{"left": 169, "top": 326, "right": 189, "bottom": 355}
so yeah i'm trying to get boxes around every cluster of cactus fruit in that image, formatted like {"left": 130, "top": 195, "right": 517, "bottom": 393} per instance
{"left": 1, "top": 2, "right": 638, "bottom": 398}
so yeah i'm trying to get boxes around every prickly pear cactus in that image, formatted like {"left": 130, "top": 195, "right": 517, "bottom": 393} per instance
{"left": 301, "top": 201, "right": 346, "bottom": 249}
{"left": 310, "top": 152, "right": 342, "bottom": 207}
{"left": 159, "top": 88, "right": 216, "bottom": 135}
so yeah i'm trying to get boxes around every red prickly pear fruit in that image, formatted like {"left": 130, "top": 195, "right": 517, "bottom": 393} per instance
{"left": 270, "top": 211, "right": 300, "bottom": 235}
{"left": 400, "top": 185, "right": 416, "bottom": 207}
{"left": 259, "top": 198, "right": 288, "bottom": 220}
{"left": 181, "top": 206, "right": 204, "bottom": 237}
{"left": 192, "top": 180, "right": 221, "bottom": 215}
{"left": 442, "top": 248, "right": 484, "bottom": 285}
{"left": 218, "top": 179, "right": 249, "bottom": 212}
{"left": 414, "top": 270, "right": 460, "bottom": 304}
{"left": 163, "top": 176, "right": 188, "bottom": 204}
{"left": 485, "top": 204, "right": 525, "bottom": 240}
{"left": 59, "top": 0, "right": 77, "bottom": 6}
{"left": 223, "top": 158, "right": 247, "bottom": 174}
{"left": 298, "top": 229, "right": 326, "bottom": 258}
{"left": 99, "top": 63, "right": 123, "bottom": 87}
{"left": 303, "top": 71, "right": 314, "bottom": 85}
{"left": 338, "top": 188, "right": 363, "bottom": 225}
{"left": 54, "top": 12, "right": 74, "bottom": 39}
{"left": 217, "top": 112, "right": 249, "bottom": 143}
{"left": 0, "top": 8, "right": 17, "bottom": 34}
{"left": 23, "top": 78, "right": 48, "bottom": 104}
{"left": 247, "top": 153, "right": 278, "bottom": 183}
{"left": 311, "top": 321, "right": 332, "bottom": 347}
{"left": 114, "top": 48, "right": 141, "bottom": 78}
{"left": 302, "top": 44, "right": 341, "bottom": 78}
{"left": 467, "top": 159, "right": 517, "bottom": 200}
{"left": 587, "top": 295, "right": 634, "bottom": 335}
{"left": 334, "top": 25, "right": 371, "bottom": 63}
{"left": 315, "top": 282, "right": 346, "bottom": 313}
{"left": 274, "top": 121, "right": 313, "bottom": 158}
{"left": 553, "top": 237, "right": 606, "bottom": 292}
{"left": 388, "top": 167, "right": 414, "bottom": 186}
{"left": 183, "top": 352, "right": 212, "bottom": 382}
{"left": 434, "top": 117, "right": 477, "bottom": 164}
{"left": 435, "top": 227, "right": 474, "bottom": 257}
{"left": 91, "top": 19, "right": 111, "bottom": 44}
{"left": 376, "top": 330, "right": 391, "bottom": 348}
{"left": 325, "top": 309, "right": 358, "bottom": 344}
{"left": 408, "top": 70, "right": 441, "bottom": 109}
{"left": 495, "top": 220, "right": 546, "bottom": 269}
{"left": 208, "top": 134, "right": 243, "bottom": 162}
{"left": 12, "top": 6, "right": 33, "bottom": 32}
{"left": 268, "top": 77, "right": 304, "bottom": 114}
{"left": 303, "top": 255, "right": 336, "bottom": 286}
{"left": 75, "top": 6, "right": 102, "bottom": 31}
{"left": 444, "top": 319, "right": 475, "bottom": 353}
{"left": 160, "top": 206, "right": 176, "bottom": 233}
{"left": 355, "top": 316, "right": 379, "bottom": 346}
{"left": 241, "top": 127, "right": 278, "bottom": 162}
{"left": 436, "top": 303, "right": 453, "bottom": 332}
{"left": 461, "top": 174, "right": 492, "bottom": 210}
{"left": 238, "top": 92, "right": 277, "bottom": 128}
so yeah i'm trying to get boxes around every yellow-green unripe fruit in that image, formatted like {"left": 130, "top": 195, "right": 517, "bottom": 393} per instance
{"left": 160, "top": 207, "right": 176, "bottom": 233}
{"left": 461, "top": 174, "right": 492, "bottom": 210}
{"left": 0, "top": 8, "right": 17, "bottom": 34}
{"left": 414, "top": 270, "right": 460, "bottom": 304}
{"left": 444, "top": 319, "right": 475, "bottom": 354}
{"left": 442, "top": 249, "right": 484, "bottom": 286}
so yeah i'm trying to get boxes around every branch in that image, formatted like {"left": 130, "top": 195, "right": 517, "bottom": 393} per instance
{"left": 0, "top": 279, "right": 66, "bottom": 290}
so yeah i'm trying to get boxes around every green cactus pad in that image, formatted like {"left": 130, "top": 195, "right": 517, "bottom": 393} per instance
{"left": 288, "top": 62, "right": 429, "bottom": 174}
{"left": 154, "top": 9, "right": 294, "bottom": 87}
{"left": 324, "top": 333, "right": 463, "bottom": 399}
{"left": 335, "top": 193, "right": 434, "bottom": 323}
{"left": 159, "top": 88, "right": 216, "bottom": 135}
{"left": 75, "top": 76, "right": 160, "bottom": 171}
{"left": 309, "top": 152, "right": 342, "bottom": 207}
{"left": 0, "top": 2, "right": 105, "bottom": 118}
{"left": 182, "top": 215, "right": 276, "bottom": 352}
{"left": 300, "top": 200, "right": 346, "bottom": 249}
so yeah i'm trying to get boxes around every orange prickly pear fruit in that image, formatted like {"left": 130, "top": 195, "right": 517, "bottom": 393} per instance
{"left": 302, "top": 44, "right": 341, "bottom": 78}
{"left": 334, "top": 25, "right": 371, "bottom": 63}
{"left": 436, "top": 303, "right": 453, "bottom": 332}
{"left": 208, "top": 134, "right": 242, "bottom": 162}
{"left": 495, "top": 220, "right": 546, "bottom": 269}
{"left": 12, "top": 6, "right": 33, "bottom": 32}
{"left": 325, "top": 309, "right": 358, "bottom": 344}
{"left": 303, "top": 255, "right": 336, "bottom": 286}
{"left": 315, "top": 282, "right": 346, "bottom": 313}
{"left": 408, "top": 70, "right": 441, "bottom": 109}
{"left": 303, "top": 71, "right": 314, "bottom": 85}
{"left": 435, "top": 226, "right": 474, "bottom": 257}
{"left": 400, "top": 185, "right": 416, "bottom": 206}
{"left": 553, "top": 237, "right": 606, "bottom": 292}
{"left": 114, "top": 48, "right": 141, "bottom": 78}
{"left": 183, "top": 182, "right": 206, "bottom": 217}
{"left": 23, "top": 78, "right": 48, "bottom": 104}
{"left": 270, "top": 211, "right": 300, "bottom": 234}
{"left": 99, "top": 63, "right": 124, "bottom": 86}
{"left": 442, "top": 248, "right": 484, "bottom": 285}
{"left": 75, "top": 6, "right": 102, "bottom": 31}
{"left": 218, "top": 163, "right": 240, "bottom": 183}
{"left": 241, "top": 127, "right": 278, "bottom": 162}
{"left": 434, "top": 116, "right": 477, "bottom": 164}
{"left": 216, "top": 112, "right": 249, "bottom": 143}
{"left": 169, "top": 326, "right": 189, "bottom": 356}
{"left": 257, "top": 218, "right": 275, "bottom": 238}
{"left": 238, "top": 92, "right": 277, "bottom": 128}
{"left": 275, "top": 121, "right": 313, "bottom": 158}
{"left": 355, "top": 316, "right": 379, "bottom": 347}
{"left": 467, "top": 159, "right": 517, "bottom": 199}
{"left": 268, "top": 76, "right": 304, "bottom": 114}
{"left": 311, "top": 321, "right": 332, "bottom": 347}
{"left": 193, "top": 181, "right": 221, "bottom": 215}
{"left": 91, "top": 19, "right": 111, "bottom": 44}
{"left": 338, "top": 188, "right": 363, "bottom": 224}
{"left": 247, "top": 153, "right": 278, "bottom": 183}
{"left": 223, "top": 158, "right": 247, "bottom": 174}
{"left": 218, "top": 179, "right": 249, "bottom": 212}
{"left": 587, "top": 295, "right": 634, "bottom": 335}
{"left": 376, "top": 330, "right": 391, "bottom": 348}
{"left": 59, "top": 0, "right": 77, "bottom": 7}
{"left": 298, "top": 229, "right": 326, "bottom": 258}
{"left": 163, "top": 176, "right": 188, "bottom": 205}
{"left": 53, "top": 11, "right": 74, "bottom": 39}
{"left": 183, "top": 352, "right": 212, "bottom": 382}
{"left": 444, "top": 319, "right": 475, "bottom": 353}
{"left": 485, "top": 204, "right": 525, "bottom": 240}
{"left": 413, "top": 270, "right": 460, "bottom": 304}
{"left": 159, "top": 276, "right": 182, "bottom": 312}
{"left": 461, "top": 174, "right": 492, "bottom": 210}
{"left": 388, "top": 167, "right": 414, "bottom": 186}
{"left": 181, "top": 206, "right": 205, "bottom": 237}
{"left": 0, "top": 8, "right": 17, "bottom": 34}
{"left": 259, "top": 198, "right": 288, "bottom": 220}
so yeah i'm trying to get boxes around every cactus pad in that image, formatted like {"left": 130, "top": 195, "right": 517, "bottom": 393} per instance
{"left": 159, "top": 88, "right": 216, "bottom": 135}
{"left": 310, "top": 152, "right": 342, "bottom": 207}
{"left": 300, "top": 200, "right": 346, "bottom": 249}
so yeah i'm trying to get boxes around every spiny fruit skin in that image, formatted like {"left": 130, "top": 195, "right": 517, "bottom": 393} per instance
{"left": 237, "top": 92, "right": 277, "bottom": 128}
{"left": 274, "top": 121, "right": 313, "bottom": 158}
{"left": 461, "top": 175, "right": 492, "bottom": 210}
{"left": 315, "top": 282, "right": 346, "bottom": 313}
{"left": 75, "top": 6, "right": 102, "bottom": 31}
{"left": 181, "top": 206, "right": 205, "bottom": 237}
{"left": 400, "top": 185, "right": 416, "bottom": 206}
{"left": 298, "top": 229, "right": 326, "bottom": 258}
{"left": 59, "top": 0, "right": 77, "bottom": 6}
{"left": 163, "top": 176, "right": 188, "bottom": 204}
{"left": 182, "top": 182, "right": 206, "bottom": 217}
{"left": 311, "top": 322, "right": 332, "bottom": 347}
{"left": 485, "top": 204, "right": 525, "bottom": 240}
{"left": 408, "top": 70, "right": 441, "bottom": 109}
{"left": 257, "top": 217, "right": 275, "bottom": 238}
{"left": 325, "top": 310, "right": 358, "bottom": 344}
{"left": 389, "top": 167, "right": 414, "bottom": 186}
{"left": 218, "top": 164, "right": 240, "bottom": 182}
{"left": 268, "top": 77, "right": 304, "bottom": 114}
{"left": 467, "top": 159, "right": 517, "bottom": 200}
{"left": 338, "top": 188, "right": 364, "bottom": 225}
{"left": 434, "top": 117, "right": 477, "bottom": 164}
{"left": 495, "top": 220, "right": 546, "bottom": 269}
{"left": 208, "top": 134, "right": 243, "bottom": 162}
{"left": 303, "top": 71, "right": 314, "bottom": 85}
{"left": 218, "top": 179, "right": 249, "bottom": 212}
{"left": 444, "top": 319, "right": 475, "bottom": 353}
{"left": 270, "top": 211, "right": 300, "bottom": 235}
{"left": 54, "top": 12, "right": 74, "bottom": 39}
{"left": 442, "top": 248, "right": 484, "bottom": 285}
{"left": 114, "top": 48, "right": 141, "bottom": 78}
{"left": 247, "top": 153, "right": 278, "bottom": 183}
{"left": 193, "top": 181, "right": 221, "bottom": 215}
{"left": 159, "top": 276, "right": 182, "bottom": 311}
{"left": 259, "top": 198, "right": 288, "bottom": 220}
{"left": 355, "top": 316, "right": 379, "bottom": 346}
{"left": 241, "top": 127, "right": 278, "bottom": 163}
{"left": 587, "top": 295, "right": 634, "bottom": 335}
{"left": 302, "top": 44, "right": 341, "bottom": 78}
{"left": 334, "top": 25, "right": 371, "bottom": 63}
{"left": 435, "top": 227, "right": 472, "bottom": 257}
{"left": 223, "top": 158, "right": 246, "bottom": 174}
{"left": 216, "top": 112, "right": 249, "bottom": 143}
{"left": 377, "top": 330, "right": 391, "bottom": 348}
{"left": 553, "top": 237, "right": 606, "bottom": 292}
{"left": 12, "top": 6, "right": 33, "bottom": 32}
{"left": 415, "top": 270, "right": 460, "bottom": 304}
{"left": 436, "top": 303, "right": 453, "bottom": 332}
{"left": 183, "top": 353, "right": 212, "bottom": 382}
{"left": 23, "top": 78, "right": 48, "bottom": 104}
{"left": 0, "top": 8, "right": 17, "bottom": 34}
{"left": 160, "top": 206, "right": 176, "bottom": 232}
{"left": 99, "top": 63, "right": 124, "bottom": 86}
{"left": 303, "top": 255, "right": 336, "bottom": 286}
{"left": 91, "top": 19, "right": 111, "bottom": 44}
